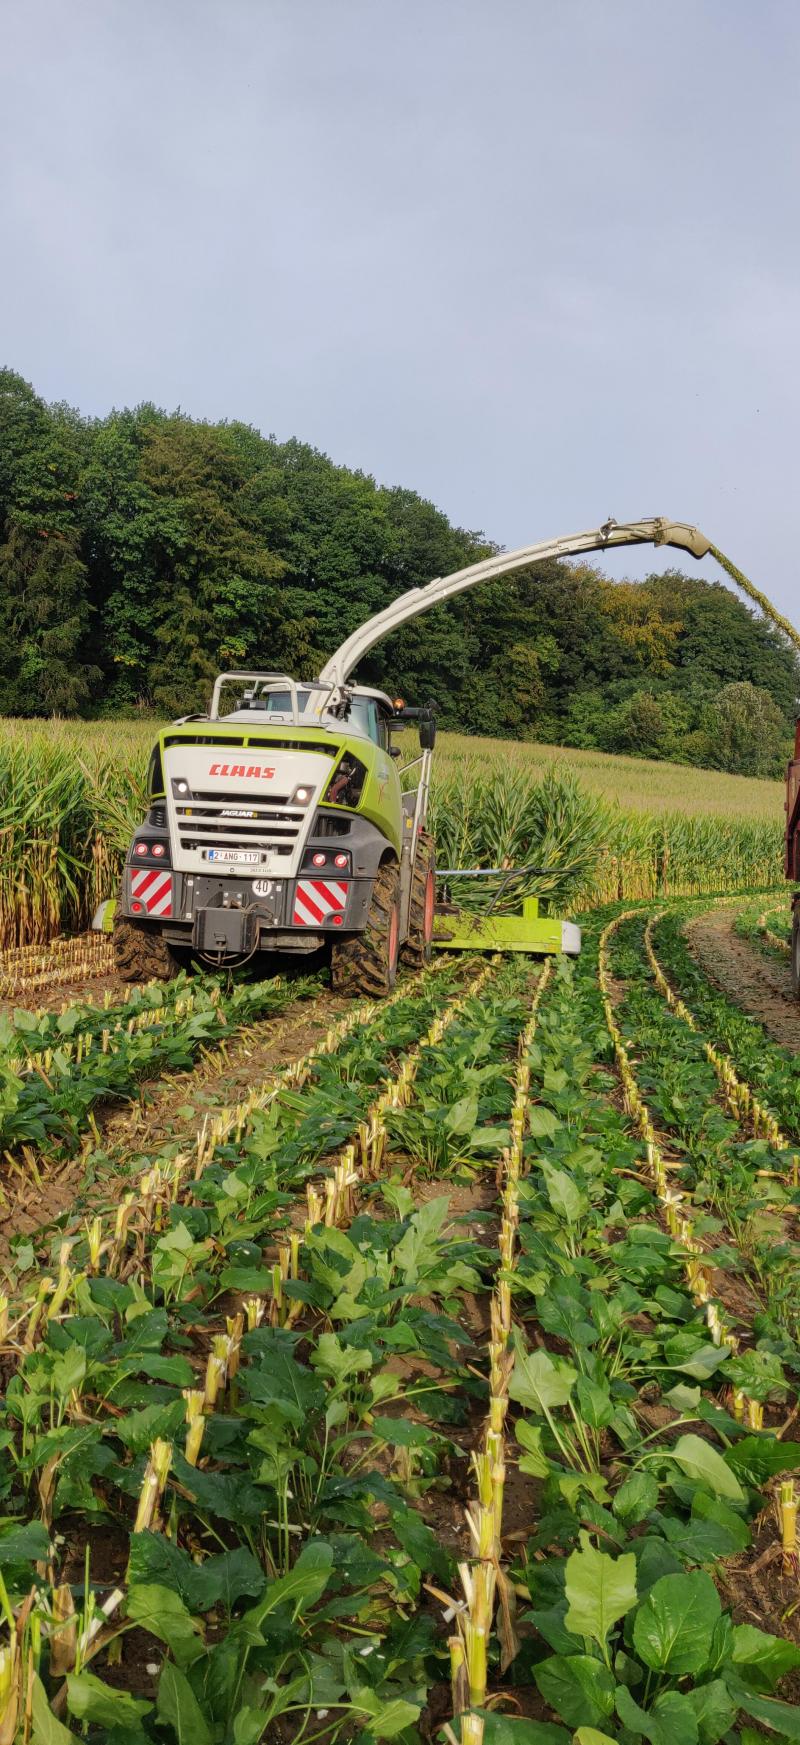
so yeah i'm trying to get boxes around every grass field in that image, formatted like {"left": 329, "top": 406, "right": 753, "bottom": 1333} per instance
{"left": 437, "top": 731, "right": 785, "bottom": 820}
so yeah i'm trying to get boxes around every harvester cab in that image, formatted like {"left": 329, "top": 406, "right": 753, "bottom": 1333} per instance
{"left": 99, "top": 517, "right": 716, "bottom": 993}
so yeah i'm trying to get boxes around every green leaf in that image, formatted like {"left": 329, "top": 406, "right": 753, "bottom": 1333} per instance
{"left": 684, "top": 1678, "right": 737, "bottom": 1744}
{"left": 728, "top": 1681, "right": 800, "bottom": 1740}
{"left": 113, "top": 1397, "right": 185, "bottom": 1454}
{"left": 444, "top": 1094, "right": 479, "bottom": 1137}
{"left": 529, "top": 1105, "right": 559, "bottom": 1139}
{"left": 616, "top": 1683, "right": 698, "bottom": 1745}
{"left": 0, "top": 1520, "right": 50, "bottom": 1563}
{"left": 135, "top": 1352, "right": 196, "bottom": 1388}
{"left": 540, "top": 1162, "right": 588, "bottom": 1225}
{"left": 537, "top": 1280, "right": 597, "bottom": 1348}
{"left": 246, "top": 1539, "right": 333, "bottom": 1625}
{"left": 467, "top": 1718, "right": 569, "bottom": 1743}
{"left": 509, "top": 1335, "right": 576, "bottom": 1414}
{"left": 632, "top": 1570, "right": 721, "bottom": 1674}
{"left": 725, "top": 1434, "right": 800, "bottom": 1484}
{"left": 575, "top": 1376, "right": 614, "bottom": 1429}
{"left": 516, "top": 1420, "right": 552, "bottom": 1478}
{"left": 127, "top": 1532, "right": 264, "bottom": 1613}
{"left": 52, "top": 1345, "right": 86, "bottom": 1400}
{"left": 310, "top": 1332, "right": 372, "bottom": 1385}
{"left": 66, "top": 1673, "right": 152, "bottom": 1729}
{"left": 533, "top": 1653, "right": 615, "bottom": 1728}
{"left": 613, "top": 1472, "right": 659, "bottom": 1525}
{"left": 351, "top": 1689, "right": 421, "bottom": 1737}
{"left": 669, "top": 1434, "right": 745, "bottom": 1501}
{"left": 666, "top": 1341, "right": 730, "bottom": 1381}
{"left": 371, "top": 1416, "right": 431, "bottom": 1448}
{"left": 731, "top": 1623, "right": 800, "bottom": 1692}
{"left": 664, "top": 1382, "right": 702, "bottom": 1411}
{"left": 564, "top": 1532, "right": 637, "bottom": 1651}
{"left": 394, "top": 1195, "right": 450, "bottom": 1280}
{"left": 574, "top": 1734, "right": 618, "bottom": 1745}
{"left": 30, "top": 1676, "right": 79, "bottom": 1745}
{"left": 157, "top": 1661, "right": 212, "bottom": 1745}
{"left": 126, "top": 1584, "right": 203, "bottom": 1666}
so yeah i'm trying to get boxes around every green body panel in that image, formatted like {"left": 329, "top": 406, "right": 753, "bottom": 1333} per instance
{"left": 432, "top": 896, "right": 564, "bottom": 955}
{"left": 151, "top": 720, "right": 402, "bottom": 855}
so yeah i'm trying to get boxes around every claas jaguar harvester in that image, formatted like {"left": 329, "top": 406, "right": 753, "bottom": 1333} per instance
{"left": 102, "top": 518, "right": 715, "bottom": 995}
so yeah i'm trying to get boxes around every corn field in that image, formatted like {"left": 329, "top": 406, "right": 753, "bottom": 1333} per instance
{"left": 0, "top": 721, "right": 785, "bottom": 946}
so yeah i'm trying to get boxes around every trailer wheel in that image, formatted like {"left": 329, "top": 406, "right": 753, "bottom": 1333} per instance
{"left": 400, "top": 832, "right": 436, "bottom": 969}
{"left": 331, "top": 861, "right": 400, "bottom": 998}
{"left": 113, "top": 914, "right": 180, "bottom": 984}
{"left": 793, "top": 908, "right": 800, "bottom": 1000}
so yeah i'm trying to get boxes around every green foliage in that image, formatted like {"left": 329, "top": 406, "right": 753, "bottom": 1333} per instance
{"left": 1, "top": 369, "right": 797, "bottom": 778}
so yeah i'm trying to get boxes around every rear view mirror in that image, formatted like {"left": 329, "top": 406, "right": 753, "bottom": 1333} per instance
{"left": 419, "top": 718, "right": 436, "bottom": 751}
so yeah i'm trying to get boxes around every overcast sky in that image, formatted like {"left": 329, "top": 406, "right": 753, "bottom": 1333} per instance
{"left": 2, "top": 0, "right": 798, "bottom": 618}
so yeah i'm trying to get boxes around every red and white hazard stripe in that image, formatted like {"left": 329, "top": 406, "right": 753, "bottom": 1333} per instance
{"left": 130, "top": 867, "right": 173, "bottom": 917}
{"left": 293, "top": 878, "right": 348, "bottom": 926}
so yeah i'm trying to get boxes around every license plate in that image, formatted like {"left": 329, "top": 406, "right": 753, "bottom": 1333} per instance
{"left": 202, "top": 848, "right": 263, "bottom": 865}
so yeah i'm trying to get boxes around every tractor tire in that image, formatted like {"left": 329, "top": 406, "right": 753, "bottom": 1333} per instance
{"left": 400, "top": 832, "right": 436, "bottom": 969}
{"left": 113, "top": 914, "right": 181, "bottom": 984}
{"left": 330, "top": 861, "right": 400, "bottom": 998}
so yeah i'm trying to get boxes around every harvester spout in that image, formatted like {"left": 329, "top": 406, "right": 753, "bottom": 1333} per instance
{"left": 606, "top": 517, "right": 713, "bottom": 561}
{"left": 317, "top": 516, "right": 713, "bottom": 689}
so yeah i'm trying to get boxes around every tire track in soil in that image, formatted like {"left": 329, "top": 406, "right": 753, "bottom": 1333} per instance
{"left": 684, "top": 906, "right": 800, "bottom": 1053}
{"left": 0, "top": 985, "right": 351, "bottom": 1267}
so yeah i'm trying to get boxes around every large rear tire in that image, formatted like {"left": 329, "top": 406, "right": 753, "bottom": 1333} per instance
{"left": 400, "top": 832, "right": 436, "bottom": 969}
{"left": 113, "top": 914, "right": 181, "bottom": 984}
{"left": 330, "top": 861, "right": 400, "bottom": 998}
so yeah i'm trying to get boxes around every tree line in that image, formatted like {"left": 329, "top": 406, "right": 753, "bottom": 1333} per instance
{"left": 1, "top": 367, "right": 797, "bottom": 778}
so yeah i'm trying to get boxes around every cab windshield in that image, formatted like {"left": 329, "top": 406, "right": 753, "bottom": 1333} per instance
{"left": 262, "top": 689, "right": 384, "bottom": 746}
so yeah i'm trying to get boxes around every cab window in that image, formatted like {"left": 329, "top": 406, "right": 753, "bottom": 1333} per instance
{"left": 349, "top": 699, "right": 382, "bottom": 745}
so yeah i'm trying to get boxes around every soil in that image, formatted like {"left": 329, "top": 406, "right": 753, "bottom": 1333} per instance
{"left": 684, "top": 907, "right": 800, "bottom": 1053}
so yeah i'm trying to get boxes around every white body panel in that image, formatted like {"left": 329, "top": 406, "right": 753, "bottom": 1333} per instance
{"left": 561, "top": 921, "right": 582, "bottom": 957}
{"left": 164, "top": 741, "right": 333, "bottom": 879}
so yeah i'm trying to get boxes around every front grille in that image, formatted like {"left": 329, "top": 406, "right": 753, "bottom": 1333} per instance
{"left": 173, "top": 792, "right": 307, "bottom": 856}
{"left": 189, "top": 790, "right": 291, "bottom": 806}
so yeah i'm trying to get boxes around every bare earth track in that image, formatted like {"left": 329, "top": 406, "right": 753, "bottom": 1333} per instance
{"left": 684, "top": 904, "right": 800, "bottom": 1052}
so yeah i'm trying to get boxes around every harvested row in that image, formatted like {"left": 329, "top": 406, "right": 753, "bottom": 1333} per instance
{"left": 0, "top": 972, "right": 320, "bottom": 1188}
{"left": 497, "top": 939, "right": 800, "bottom": 1736}
{"left": 4, "top": 929, "right": 800, "bottom": 1744}
{"left": 0, "top": 933, "right": 114, "bottom": 1002}
{"left": 0, "top": 953, "right": 535, "bottom": 1741}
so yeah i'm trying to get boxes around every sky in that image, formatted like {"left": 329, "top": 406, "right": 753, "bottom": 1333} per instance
{"left": 2, "top": 0, "right": 799, "bottom": 618}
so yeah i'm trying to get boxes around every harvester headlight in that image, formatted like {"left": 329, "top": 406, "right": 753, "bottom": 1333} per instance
{"left": 291, "top": 785, "right": 313, "bottom": 805}
{"left": 311, "top": 852, "right": 327, "bottom": 868}
{"left": 334, "top": 852, "right": 349, "bottom": 870}
{"left": 151, "top": 842, "right": 166, "bottom": 858}
{"left": 134, "top": 841, "right": 149, "bottom": 857}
